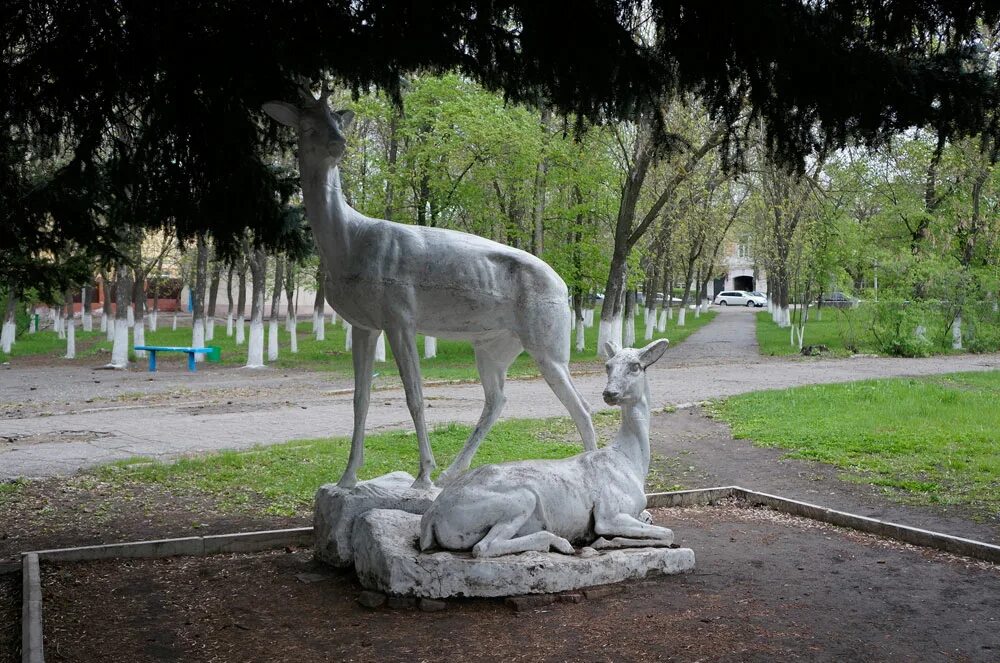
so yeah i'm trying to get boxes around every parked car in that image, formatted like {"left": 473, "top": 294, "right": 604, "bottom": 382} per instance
{"left": 818, "top": 292, "right": 859, "bottom": 309}
{"left": 713, "top": 290, "right": 767, "bottom": 307}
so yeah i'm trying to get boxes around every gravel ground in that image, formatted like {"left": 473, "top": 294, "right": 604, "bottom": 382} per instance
{"left": 2, "top": 307, "right": 998, "bottom": 479}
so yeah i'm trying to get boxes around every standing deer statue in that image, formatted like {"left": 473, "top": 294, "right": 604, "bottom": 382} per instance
{"left": 420, "top": 339, "right": 673, "bottom": 557}
{"left": 263, "top": 84, "right": 596, "bottom": 490}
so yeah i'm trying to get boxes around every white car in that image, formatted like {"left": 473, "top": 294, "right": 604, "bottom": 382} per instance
{"left": 713, "top": 290, "right": 767, "bottom": 307}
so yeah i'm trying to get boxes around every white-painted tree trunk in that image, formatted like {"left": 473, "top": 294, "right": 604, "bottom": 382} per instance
{"left": 29, "top": 313, "right": 37, "bottom": 334}
{"left": 289, "top": 316, "right": 298, "bottom": 353}
{"left": 235, "top": 316, "right": 245, "bottom": 344}
{"left": 694, "top": 302, "right": 702, "bottom": 318}
{"left": 64, "top": 315, "right": 76, "bottom": 358}
{"left": 82, "top": 311, "right": 92, "bottom": 332}
{"left": 666, "top": 306, "right": 674, "bottom": 321}
{"left": 192, "top": 318, "right": 205, "bottom": 361}
{"left": 644, "top": 314, "right": 655, "bottom": 340}
{"left": 110, "top": 319, "right": 129, "bottom": 368}
{"left": 172, "top": 313, "right": 178, "bottom": 330}
{"left": 149, "top": 311, "right": 158, "bottom": 332}
{"left": 330, "top": 309, "right": 337, "bottom": 326}
{"left": 344, "top": 322, "right": 352, "bottom": 351}
{"left": 915, "top": 324, "right": 928, "bottom": 341}
{"left": 375, "top": 331, "right": 386, "bottom": 363}
{"left": 312, "top": 310, "right": 320, "bottom": 335}
{"left": 226, "top": 313, "right": 234, "bottom": 336}
{"left": 127, "top": 304, "right": 134, "bottom": 327}
{"left": 341, "top": 314, "right": 350, "bottom": 329}
{"left": 624, "top": 313, "right": 635, "bottom": 346}
{"left": 424, "top": 335, "right": 437, "bottom": 359}
{"left": 246, "top": 320, "right": 265, "bottom": 368}
{"left": 575, "top": 317, "right": 586, "bottom": 352}
{"left": 268, "top": 319, "right": 279, "bottom": 361}
{"left": 55, "top": 311, "right": 64, "bottom": 338}
{"left": 776, "top": 306, "right": 791, "bottom": 328}
{"left": 677, "top": 307, "right": 686, "bottom": 327}
{"left": 597, "top": 314, "right": 623, "bottom": 357}
{"left": 105, "top": 312, "right": 114, "bottom": 340}
{"left": 952, "top": 315, "right": 963, "bottom": 350}
{"left": 101, "top": 311, "right": 108, "bottom": 334}
{"left": 205, "top": 316, "right": 214, "bottom": 342}
{"left": 133, "top": 320, "right": 146, "bottom": 358}
{"left": 658, "top": 309, "right": 668, "bottom": 331}
{"left": 0, "top": 323, "right": 14, "bottom": 353}
{"left": 315, "top": 316, "right": 325, "bottom": 341}
{"left": 583, "top": 308, "right": 594, "bottom": 327}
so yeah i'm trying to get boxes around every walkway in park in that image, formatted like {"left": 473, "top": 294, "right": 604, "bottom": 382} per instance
{"left": 2, "top": 307, "right": 998, "bottom": 479}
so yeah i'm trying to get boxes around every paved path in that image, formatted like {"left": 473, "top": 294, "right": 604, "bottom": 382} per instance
{"left": 2, "top": 308, "right": 997, "bottom": 479}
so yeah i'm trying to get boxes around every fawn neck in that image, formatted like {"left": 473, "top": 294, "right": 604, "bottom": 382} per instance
{"left": 300, "top": 158, "right": 354, "bottom": 267}
{"left": 612, "top": 376, "right": 651, "bottom": 476}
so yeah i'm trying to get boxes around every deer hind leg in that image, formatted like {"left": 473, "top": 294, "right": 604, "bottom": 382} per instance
{"left": 471, "top": 492, "right": 574, "bottom": 558}
{"left": 529, "top": 353, "right": 597, "bottom": 452}
{"left": 339, "top": 326, "right": 379, "bottom": 489}
{"left": 439, "top": 334, "right": 523, "bottom": 484}
{"left": 386, "top": 326, "right": 436, "bottom": 490}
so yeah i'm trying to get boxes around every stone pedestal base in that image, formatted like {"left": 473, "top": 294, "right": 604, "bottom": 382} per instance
{"left": 353, "top": 509, "right": 696, "bottom": 598}
{"left": 313, "top": 472, "right": 440, "bottom": 567}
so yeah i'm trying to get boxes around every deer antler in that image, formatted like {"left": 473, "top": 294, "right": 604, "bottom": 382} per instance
{"left": 320, "top": 78, "right": 332, "bottom": 104}
{"left": 293, "top": 74, "right": 318, "bottom": 104}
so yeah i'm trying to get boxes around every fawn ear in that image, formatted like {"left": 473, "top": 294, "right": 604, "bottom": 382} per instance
{"left": 336, "top": 109, "right": 355, "bottom": 129}
{"left": 603, "top": 341, "right": 621, "bottom": 358}
{"left": 639, "top": 339, "right": 669, "bottom": 368}
{"left": 263, "top": 102, "right": 300, "bottom": 127}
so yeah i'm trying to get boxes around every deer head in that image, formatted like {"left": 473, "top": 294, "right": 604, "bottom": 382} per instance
{"left": 601, "top": 339, "right": 669, "bottom": 406}
{"left": 263, "top": 82, "right": 355, "bottom": 166}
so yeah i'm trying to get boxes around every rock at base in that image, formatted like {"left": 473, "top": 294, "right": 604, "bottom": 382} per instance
{"left": 313, "top": 472, "right": 440, "bottom": 567}
{"left": 353, "top": 509, "right": 696, "bottom": 599}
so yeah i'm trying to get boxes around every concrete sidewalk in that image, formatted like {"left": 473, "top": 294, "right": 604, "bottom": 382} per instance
{"left": 2, "top": 308, "right": 997, "bottom": 479}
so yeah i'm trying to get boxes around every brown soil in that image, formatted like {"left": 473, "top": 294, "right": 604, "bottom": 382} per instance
{"left": 35, "top": 505, "right": 1000, "bottom": 663}
{"left": 0, "top": 572, "right": 18, "bottom": 663}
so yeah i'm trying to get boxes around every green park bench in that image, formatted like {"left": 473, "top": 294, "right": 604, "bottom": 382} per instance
{"left": 134, "top": 345, "right": 221, "bottom": 372}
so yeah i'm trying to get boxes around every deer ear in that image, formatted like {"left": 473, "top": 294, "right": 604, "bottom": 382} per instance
{"left": 336, "top": 109, "right": 355, "bottom": 129}
{"left": 262, "top": 102, "right": 300, "bottom": 127}
{"left": 638, "top": 339, "right": 669, "bottom": 368}
{"left": 603, "top": 341, "right": 621, "bottom": 358}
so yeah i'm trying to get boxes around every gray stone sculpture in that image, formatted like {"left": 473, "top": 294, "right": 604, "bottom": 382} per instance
{"left": 263, "top": 84, "right": 596, "bottom": 490}
{"left": 420, "top": 339, "right": 673, "bottom": 557}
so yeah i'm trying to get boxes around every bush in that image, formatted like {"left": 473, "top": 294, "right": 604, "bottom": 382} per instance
{"left": 866, "top": 302, "right": 938, "bottom": 357}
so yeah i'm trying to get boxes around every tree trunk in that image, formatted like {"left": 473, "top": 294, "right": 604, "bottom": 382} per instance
{"left": 285, "top": 263, "right": 298, "bottom": 353}
{"left": 623, "top": 289, "right": 636, "bottom": 346}
{"left": 574, "top": 290, "right": 586, "bottom": 352}
{"left": 268, "top": 255, "right": 284, "bottom": 362}
{"left": 64, "top": 288, "right": 76, "bottom": 358}
{"left": 81, "top": 285, "right": 92, "bottom": 332}
{"left": 1, "top": 290, "right": 17, "bottom": 353}
{"left": 246, "top": 248, "right": 267, "bottom": 367}
{"left": 192, "top": 235, "right": 208, "bottom": 361}
{"left": 132, "top": 268, "right": 147, "bottom": 358}
{"left": 225, "top": 264, "right": 235, "bottom": 336}
{"left": 101, "top": 271, "right": 112, "bottom": 338}
{"left": 235, "top": 261, "right": 247, "bottom": 345}
{"left": 109, "top": 264, "right": 131, "bottom": 368}
{"left": 313, "top": 259, "right": 325, "bottom": 340}
{"left": 206, "top": 258, "right": 221, "bottom": 341}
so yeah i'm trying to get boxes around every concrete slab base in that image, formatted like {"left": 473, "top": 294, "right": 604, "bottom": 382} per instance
{"left": 313, "top": 472, "right": 440, "bottom": 567}
{"left": 352, "top": 509, "right": 696, "bottom": 598}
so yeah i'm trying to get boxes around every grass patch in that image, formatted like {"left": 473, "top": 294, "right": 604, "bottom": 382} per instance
{"left": 93, "top": 417, "right": 593, "bottom": 516}
{"left": 711, "top": 371, "right": 1000, "bottom": 516}
{"left": 3, "top": 310, "right": 716, "bottom": 380}
{"left": 755, "top": 309, "right": 869, "bottom": 356}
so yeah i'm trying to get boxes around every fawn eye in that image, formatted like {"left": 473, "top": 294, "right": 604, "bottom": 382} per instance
{"left": 631, "top": 363, "right": 641, "bottom": 372}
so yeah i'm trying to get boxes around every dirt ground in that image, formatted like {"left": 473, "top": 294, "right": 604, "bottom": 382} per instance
{"left": 28, "top": 504, "right": 1000, "bottom": 663}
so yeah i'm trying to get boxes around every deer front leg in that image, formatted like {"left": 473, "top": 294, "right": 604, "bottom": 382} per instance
{"left": 339, "top": 326, "right": 378, "bottom": 489}
{"left": 385, "top": 326, "right": 436, "bottom": 490}
{"left": 593, "top": 512, "right": 674, "bottom": 546}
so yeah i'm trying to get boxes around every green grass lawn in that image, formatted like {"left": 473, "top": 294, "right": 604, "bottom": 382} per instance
{"left": 1, "top": 309, "right": 716, "bottom": 381}
{"left": 92, "top": 415, "right": 614, "bottom": 516}
{"left": 756, "top": 309, "right": 871, "bottom": 356}
{"left": 712, "top": 371, "right": 1000, "bottom": 516}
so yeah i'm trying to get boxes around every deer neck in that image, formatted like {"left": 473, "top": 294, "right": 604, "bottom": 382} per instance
{"left": 613, "top": 378, "right": 651, "bottom": 476}
{"left": 300, "top": 158, "right": 354, "bottom": 267}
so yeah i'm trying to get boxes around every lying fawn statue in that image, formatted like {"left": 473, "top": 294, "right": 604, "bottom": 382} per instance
{"left": 420, "top": 339, "right": 673, "bottom": 558}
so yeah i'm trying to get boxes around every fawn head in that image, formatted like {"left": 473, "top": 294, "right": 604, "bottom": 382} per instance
{"left": 602, "top": 339, "right": 669, "bottom": 405}
{"left": 263, "top": 82, "right": 355, "bottom": 166}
